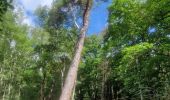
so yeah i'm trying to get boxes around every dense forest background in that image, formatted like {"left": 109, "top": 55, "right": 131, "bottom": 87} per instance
{"left": 0, "top": 0, "right": 170, "bottom": 100}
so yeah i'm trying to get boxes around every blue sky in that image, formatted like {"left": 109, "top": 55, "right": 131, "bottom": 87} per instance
{"left": 88, "top": 0, "right": 112, "bottom": 35}
{"left": 17, "top": 0, "right": 112, "bottom": 35}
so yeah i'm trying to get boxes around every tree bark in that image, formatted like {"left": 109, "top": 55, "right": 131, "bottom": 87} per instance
{"left": 59, "top": 0, "right": 91, "bottom": 100}
{"left": 40, "top": 72, "right": 46, "bottom": 100}
{"left": 48, "top": 80, "right": 55, "bottom": 100}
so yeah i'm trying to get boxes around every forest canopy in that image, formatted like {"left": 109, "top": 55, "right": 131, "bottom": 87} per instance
{"left": 0, "top": 0, "right": 169, "bottom": 100}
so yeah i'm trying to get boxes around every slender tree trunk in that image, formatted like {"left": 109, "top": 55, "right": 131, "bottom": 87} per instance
{"left": 61, "top": 60, "right": 66, "bottom": 89}
{"left": 72, "top": 84, "right": 76, "bottom": 100}
{"left": 59, "top": 0, "right": 91, "bottom": 100}
{"left": 48, "top": 80, "right": 55, "bottom": 100}
{"left": 2, "top": 85, "right": 6, "bottom": 100}
{"left": 139, "top": 84, "right": 143, "bottom": 100}
{"left": 101, "top": 62, "right": 107, "bottom": 100}
{"left": 40, "top": 72, "right": 46, "bottom": 100}
{"left": 8, "top": 84, "right": 11, "bottom": 99}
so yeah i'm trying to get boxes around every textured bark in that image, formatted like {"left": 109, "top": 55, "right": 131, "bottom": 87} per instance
{"left": 59, "top": 0, "right": 91, "bottom": 100}
{"left": 40, "top": 73, "right": 46, "bottom": 100}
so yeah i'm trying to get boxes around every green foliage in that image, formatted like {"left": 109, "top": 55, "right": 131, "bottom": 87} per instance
{"left": 121, "top": 42, "right": 153, "bottom": 63}
{"left": 0, "top": 11, "right": 33, "bottom": 100}
{"left": 20, "top": 0, "right": 79, "bottom": 99}
{"left": 102, "top": 0, "right": 170, "bottom": 99}
{"left": 0, "top": 0, "right": 12, "bottom": 20}
{"left": 0, "top": 0, "right": 170, "bottom": 100}
{"left": 75, "top": 35, "right": 103, "bottom": 100}
{"left": 0, "top": 0, "right": 78, "bottom": 99}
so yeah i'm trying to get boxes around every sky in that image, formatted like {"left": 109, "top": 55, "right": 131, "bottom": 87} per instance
{"left": 88, "top": 0, "right": 112, "bottom": 35}
{"left": 17, "top": 0, "right": 112, "bottom": 35}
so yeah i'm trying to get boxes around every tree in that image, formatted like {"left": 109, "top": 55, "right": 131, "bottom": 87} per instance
{"left": 25, "top": 1, "right": 79, "bottom": 99}
{"left": 59, "top": 0, "right": 92, "bottom": 99}
{"left": 0, "top": 0, "right": 12, "bottom": 20}
{"left": 75, "top": 35, "right": 103, "bottom": 100}
{"left": 103, "top": 0, "right": 170, "bottom": 99}
{"left": 0, "top": 11, "right": 33, "bottom": 100}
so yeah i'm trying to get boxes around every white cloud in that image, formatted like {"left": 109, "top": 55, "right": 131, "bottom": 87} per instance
{"left": 16, "top": 0, "right": 53, "bottom": 26}
{"left": 22, "top": 17, "right": 34, "bottom": 26}
{"left": 19, "top": 0, "right": 53, "bottom": 11}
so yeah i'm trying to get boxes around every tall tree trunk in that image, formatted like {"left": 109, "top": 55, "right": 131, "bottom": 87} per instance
{"left": 40, "top": 72, "right": 46, "bottom": 100}
{"left": 59, "top": 0, "right": 91, "bottom": 100}
{"left": 101, "top": 62, "right": 107, "bottom": 100}
{"left": 48, "top": 80, "right": 55, "bottom": 100}
{"left": 2, "top": 85, "right": 6, "bottom": 100}
{"left": 61, "top": 59, "right": 66, "bottom": 89}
